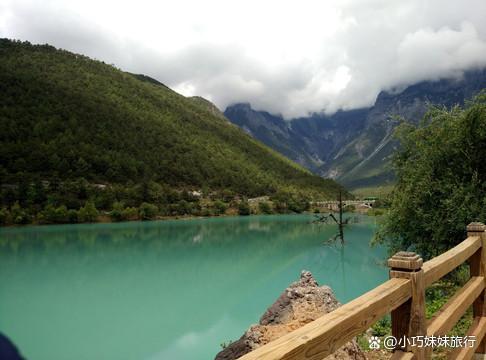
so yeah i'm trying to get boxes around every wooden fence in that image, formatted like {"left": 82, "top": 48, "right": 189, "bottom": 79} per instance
{"left": 240, "top": 222, "right": 486, "bottom": 360}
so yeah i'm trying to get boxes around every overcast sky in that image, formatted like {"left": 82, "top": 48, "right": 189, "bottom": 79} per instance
{"left": 1, "top": 0, "right": 486, "bottom": 118}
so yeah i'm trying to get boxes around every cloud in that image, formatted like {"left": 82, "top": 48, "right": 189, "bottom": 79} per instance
{"left": 1, "top": 0, "right": 486, "bottom": 119}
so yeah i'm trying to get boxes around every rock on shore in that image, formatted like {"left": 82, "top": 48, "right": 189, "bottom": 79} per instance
{"left": 215, "top": 270, "right": 366, "bottom": 360}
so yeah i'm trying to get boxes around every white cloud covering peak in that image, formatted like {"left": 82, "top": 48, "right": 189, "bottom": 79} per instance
{"left": 1, "top": 0, "right": 486, "bottom": 118}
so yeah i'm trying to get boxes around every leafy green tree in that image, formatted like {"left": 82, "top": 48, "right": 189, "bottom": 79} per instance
{"left": 0, "top": 39, "right": 349, "bottom": 225}
{"left": 374, "top": 93, "right": 486, "bottom": 259}
{"left": 213, "top": 200, "right": 228, "bottom": 215}
{"left": 67, "top": 209, "right": 78, "bottom": 223}
{"left": 0, "top": 207, "right": 11, "bottom": 225}
{"left": 176, "top": 200, "right": 191, "bottom": 215}
{"left": 274, "top": 201, "right": 288, "bottom": 214}
{"left": 122, "top": 207, "right": 138, "bottom": 220}
{"left": 32, "top": 178, "right": 47, "bottom": 205}
{"left": 258, "top": 201, "right": 273, "bottom": 214}
{"left": 16, "top": 177, "right": 30, "bottom": 206}
{"left": 78, "top": 201, "right": 98, "bottom": 222}
{"left": 238, "top": 200, "right": 251, "bottom": 216}
{"left": 41, "top": 204, "right": 69, "bottom": 223}
{"left": 109, "top": 201, "right": 125, "bottom": 222}
{"left": 11, "top": 201, "right": 28, "bottom": 224}
{"left": 139, "top": 202, "right": 158, "bottom": 220}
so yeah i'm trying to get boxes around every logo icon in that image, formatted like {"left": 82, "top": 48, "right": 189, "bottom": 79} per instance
{"left": 369, "top": 336, "right": 381, "bottom": 349}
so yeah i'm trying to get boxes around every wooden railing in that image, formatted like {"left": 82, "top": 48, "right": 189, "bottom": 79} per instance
{"left": 240, "top": 222, "right": 486, "bottom": 360}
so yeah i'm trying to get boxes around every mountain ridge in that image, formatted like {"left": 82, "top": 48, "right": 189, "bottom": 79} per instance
{"left": 0, "top": 38, "right": 348, "bottom": 224}
{"left": 224, "top": 69, "right": 486, "bottom": 189}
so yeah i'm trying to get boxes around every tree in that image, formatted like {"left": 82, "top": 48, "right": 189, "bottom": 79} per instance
{"left": 238, "top": 200, "right": 251, "bottom": 216}
{"left": 109, "top": 201, "right": 124, "bottom": 222}
{"left": 0, "top": 207, "right": 11, "bottom": 225}
{"left": 213, "top": 200, "right": 228, "bottom": 215}
{"left": 11, "top": 201, "right": 28, "bottom": 224}
{"left": 139, "top": 202, "right": 158, "bottom": 220}
{"left": 78, "top": 200, "right": 98, "bottom": 222}
{"left": 258, "top": 201, "right": 273, "bottom": 214}
{"left": 374, "top": 93, "right": 486, "bottom": 259}
{"left": 41, "top": 204, "right": 69, "bottom": 223}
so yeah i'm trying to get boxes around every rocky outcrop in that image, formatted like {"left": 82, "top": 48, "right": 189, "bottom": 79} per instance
{"left": 215, "top": 271, "right": 366, "bottom": 360}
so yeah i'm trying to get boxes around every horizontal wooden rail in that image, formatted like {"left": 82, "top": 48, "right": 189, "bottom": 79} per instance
{"left": 239, "top": 278, "right": 411, "bottom": 360}
{"left": 241, "top": 222, "right": 486, "bottom": 360}
{"left": 427, "top": 276, "right": 485, "bottom": 336}
{"left": 448, "top": 317, "right": 486, "bottom": 359}
{"left": 422, "top": 236, "right": 481, "bottom": 287}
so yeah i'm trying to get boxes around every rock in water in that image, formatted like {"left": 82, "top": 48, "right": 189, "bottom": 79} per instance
{"left": 215, "top": 270, "right": 366, "bottom": 360}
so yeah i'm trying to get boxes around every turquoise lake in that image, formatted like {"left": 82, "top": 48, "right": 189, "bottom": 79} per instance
{"left": 0, "top": 214, "right": 387, "bottom": 360}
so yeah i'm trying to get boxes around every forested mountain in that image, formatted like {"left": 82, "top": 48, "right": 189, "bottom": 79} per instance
{"left": 224, "top": 69, "right": 486, "bottom": 190}
{"left": 0, "top": 39, "right": 346, "bottom": 225}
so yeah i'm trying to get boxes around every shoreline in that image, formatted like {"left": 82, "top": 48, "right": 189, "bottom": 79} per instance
{"left": 0, "top": 208, "right": 382, "bottom": 230}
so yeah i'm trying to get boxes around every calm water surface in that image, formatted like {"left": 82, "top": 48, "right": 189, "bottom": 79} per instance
{"left": 0, "top": 214, "right": 387, "bottom": 360}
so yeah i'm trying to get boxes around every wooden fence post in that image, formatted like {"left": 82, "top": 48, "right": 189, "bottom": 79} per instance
{"left": 388, "top": 251, "right": 426, "bottom": 359}
{"left": 467, "top": 222, "right": 486, "bottom": 355}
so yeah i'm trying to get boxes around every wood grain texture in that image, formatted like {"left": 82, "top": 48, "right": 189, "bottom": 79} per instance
{"left": 409, "top": 270, "right": 426, "bottom": 359}
{"left": 388, "top": 252, "right": 424, "bottom": 271}
{"left": 238, "top": 278, "right": 411, "bottom": 360}
{"left": 468, "top": 223, "right": 486, "bottom": 355}
{"left": 447, "top": 317, "right": 486, "bottom": 360}
{"left": 423, "top": 236, "right": 481, "bottom": 287}
{"left": 240, "top": 227, "right": 485, "bottom": 360}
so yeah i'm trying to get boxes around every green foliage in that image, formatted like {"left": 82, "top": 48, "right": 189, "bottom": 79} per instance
{"left": 109, "top": 201, "right": 125, "bottom": 222}
{"left": 271, "top": 192, "right": 310, "bottom": 214}
{"left": 367, "top": 208, "right": 385, "bottom": 216}
{"left": 425, "top": 275, "right": 472, "bottom": 337}
{"left": 40, "top": 204, "right": 69, "bottom": 224}
{"left": 0, "top": 207, "right": 10, "bottom": 224}
{"left": 273, "top": 201, "right": 288, "bottom": 214}
{"left": 343, "top": 204, "right": 355, "bottom": 212}
{"left": 213, "top": 200, "right": 228, "bottom": 215}
{"left": 121, "top": 207, "right": 138, "bottom": 220}
{"left": 139, "top": 202, "right": 158, "bottom": 220}
{"left": 67, "top": 209, "right": 78, "bottom": 223}
{"left": 238, "top": 201, "right": 251, "bottom": 216}
{"left": 258, "top": 201, "right": 273, "bottom": 214}
{"left": 0, "top": 39, "right": 347, "bottom": 213}
{"left": 374, "top": 93, "right": 486, "bottom": 259}
{"left": 371, "top": 316, "right": 391, "bottom": 337}
{"left": 78, "top": 201, "right": 98, "bottom": 223}
{"left": 356, "top": 334, "right": 371, "bottom": 351}
{"left": 11, "top": 201, "right": 29, "bottom": 224}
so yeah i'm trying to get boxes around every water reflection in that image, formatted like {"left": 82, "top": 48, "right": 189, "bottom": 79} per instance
{"left": 0, "top": 215, "right": 386, "bottom": 360}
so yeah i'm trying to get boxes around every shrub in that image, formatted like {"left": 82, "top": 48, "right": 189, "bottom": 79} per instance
{"left": 213, "top": 200, "right": 228, "bottom": 215}
{"left": 121, "top": 207, "right": 138, "bottom": 220}
{"left": 258, "top": 201, "right": 273, "bottom": 214}
{"left": 274, "top": 201, "right": 288, "bottom": 214}
{"left": 238, "top": 201, "right": 250, "bottom": 216}
{"left": 67, "top": 209, "right": 78, "bottom": 223}
{"left": 374, "top": 93, "right": 486, "bottom": 258}
{"left": 110, "top": 202, "right": 125, "bottom": 222}
{"left": 0, "top": 207, "right": 11, "bottom": 225}
{"left": 139, "top": 202, "right": 158, "bottom": 220}
{"left": 11, "top": 201, "right": 29, "bottom": 224}
{"left": 78, "top": 201, "right": 98, "bottom": 222}
{"left": 343, "top": 204, "right": 355, "bottom": 212}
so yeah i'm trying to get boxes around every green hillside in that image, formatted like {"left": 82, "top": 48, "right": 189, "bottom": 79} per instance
{"left": 0, "top": 39, "right": 346, "bottom": 224}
